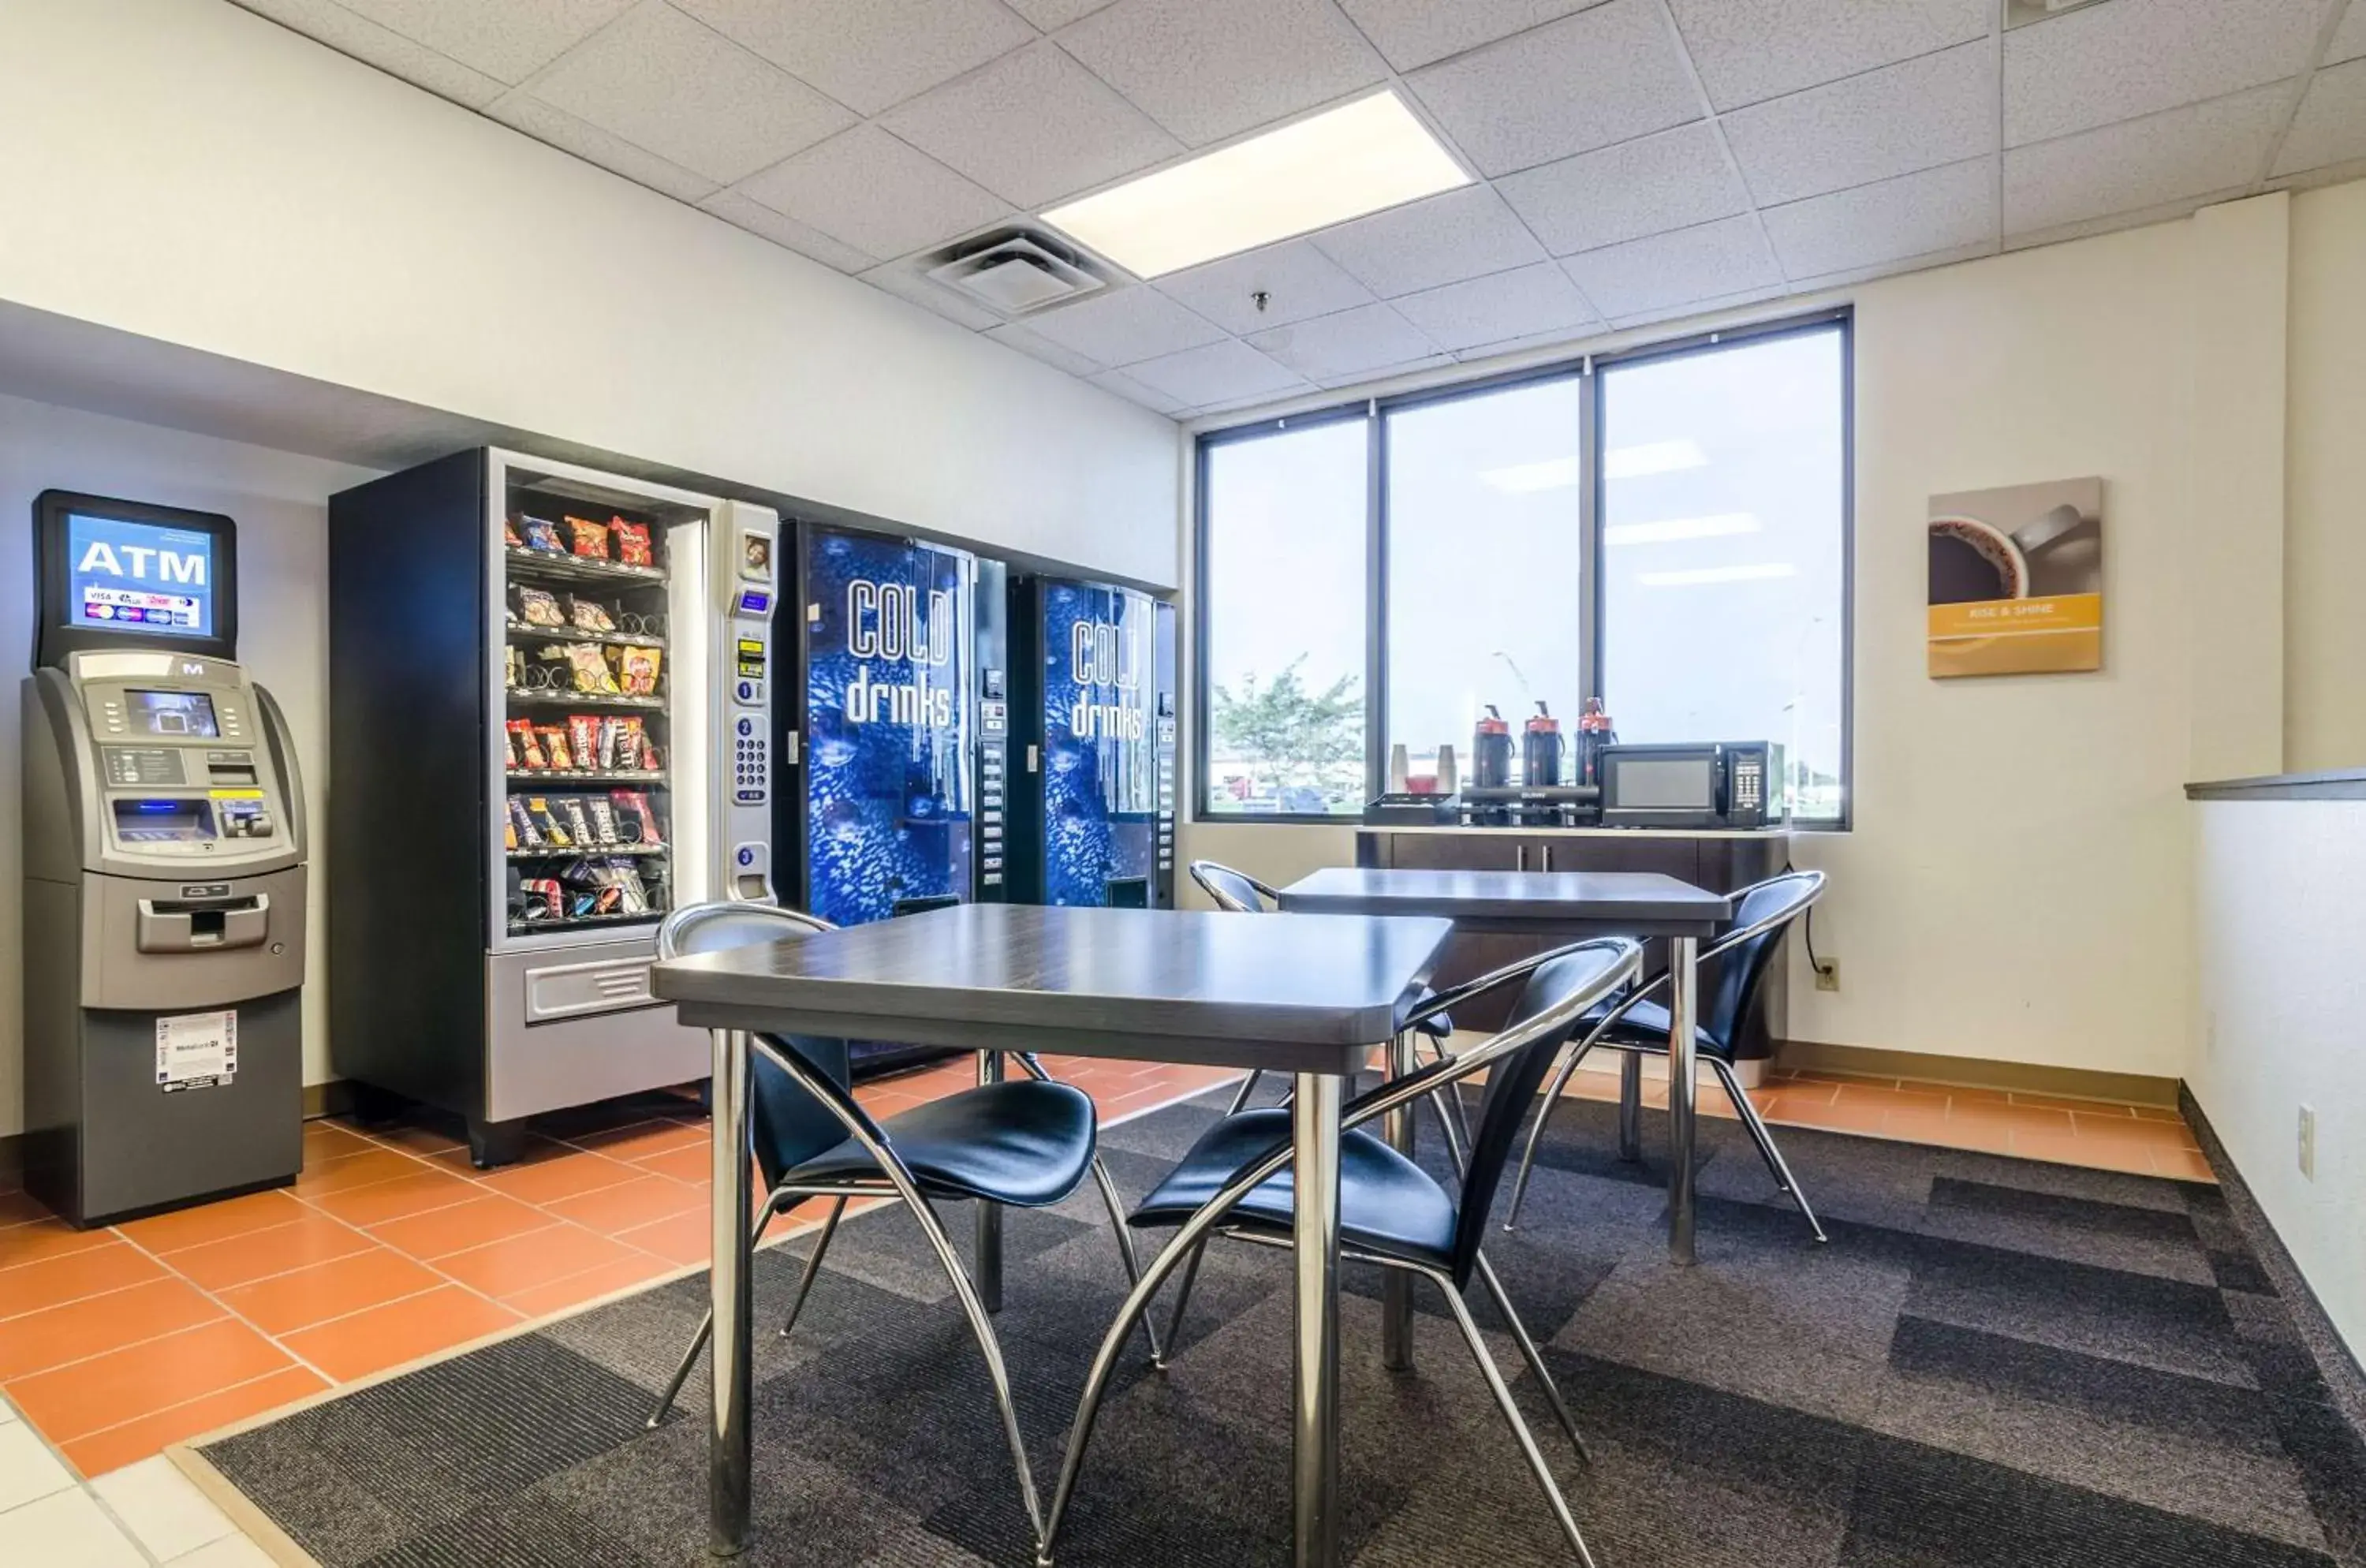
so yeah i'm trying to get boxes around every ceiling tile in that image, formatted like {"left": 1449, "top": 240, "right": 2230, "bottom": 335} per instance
{"left": 2004, "top": 83, "right": 2288, "bottom": 235}
{"left": 859, "top": 259, "right": 1006, "bottom": 329}
{"left": 1496, "top": 122, "right": 1748, "bottom": 255}
{"left": 671, "top": 0, "right": 1036, "bottom": 118}
{"left": 1151, "top": 241, "right": 1375, "bottom": 335}
{"left": 1054, "top": 0, "right": 1386, "bottom": 147}
{"left": 229, "top": 0, "right": 506, "bottom": 108}
{"left": 2005, "top": 0, "right": 2335, "bottom": 147}
{"left": 985, "top": 321, "right": 1110, "bottom": 375}
{"left": 1389, "top": 262, "right": 1600, "bottom": 352}
{"left": 1666, "top": 0, "right": 1990, "bottom": 111}
{"left": 1761, "top": 156, "right": 1995, "bottom": 277}
{"left": 735, "top": 125, "right": 1009, "bottom": 263}
{"left": 2330, "top": 2, "right": 2366, "bottom": 66}
{"left": 488, "top": 89, "right": 718, "bottom": 203}
{"left": 524, "top": 2, "right": 853, "bottom": 184}
{"left": 698, "top": 189, "right": 875, "bottom": 272}
{"left": 1122, "top": 339, "right": 1308, "bottom": 406}
{"left": 1607, "top": 281, "right": 1784, "bottom": 330}
{"left": 1405, "top": 0, "right": 1701, "bottom": 176}
{"left": 1338, "top": 0, "right": 1607, "bottom": 73}
{"left": 1559, "top": 215, "right": 1780, "bottom": 317}
{"left": 333, "top": 0, "right": 633, "bottom": 83}
{"left": 1088, "top": 367, "right": 1191, "bottom": 414}
{"left": 1013, "top": 286, "right": 1225, "bottom": 364}
{"left": 2274, "top": 58, "right": 2366, "bottom": 175}
{"left": 879, "top": 40, "right": 1183, "bottom": 207}
{"left": 1005, "top": 0, "right": 1114, "bottom": 26}
{"left": 1310, "top": 184, "right": 1549, "bottom": 297}
{"left": 1724, "top": 40, "right": 1995, "bottom": 207}
{"left": 1312, "top": 353, "right": 1455, "bottom": 390}
{"left": 1245, "top": 303, "right": 1439, "bottom": 380}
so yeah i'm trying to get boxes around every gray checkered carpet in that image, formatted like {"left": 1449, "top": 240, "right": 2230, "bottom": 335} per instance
{"left": 197, "top": 1085, "right": 2366, "bottom": 1566}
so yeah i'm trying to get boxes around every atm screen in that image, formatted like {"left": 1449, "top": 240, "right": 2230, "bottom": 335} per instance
{"left": 69, "top": 514, "right": 215, "bottom": 639}
{"left": 125, "top": 690, "right": 220, "bottom": 737}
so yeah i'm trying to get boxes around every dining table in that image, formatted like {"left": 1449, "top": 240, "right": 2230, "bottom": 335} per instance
{"left": 1274, "top": 866, "right": 1733, "bottom": 1294}
{"left": 652, "top": 900, "right": 1455, "bottom": 1567}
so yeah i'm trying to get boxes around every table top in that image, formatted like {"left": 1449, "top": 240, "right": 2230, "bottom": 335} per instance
{"left": 651, "top": 902, "right": 1457, "bottom": 1076}
{"left": 1276, "top": 866, "right": 1731, "bottom": 935}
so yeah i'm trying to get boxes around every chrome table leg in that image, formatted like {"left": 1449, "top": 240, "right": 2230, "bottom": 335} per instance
{"left": 976, "top": 1047, "right": 1004, "bottom": 1313}
{"left": 1667, "top": 937, "right": 1700, "bottom": 1266}
{"left": 1380, "top": 1032, "right": 1417, "bottom": 1372}
{"left": 1292, "top": 1072, "right": 1344, "bottom": 1568}
{"left": 710, "top": 1028, "right": 754, "bottom": 1556}
{"left": 1617, "top": 1051, "right": 1644, "bottom": 1162}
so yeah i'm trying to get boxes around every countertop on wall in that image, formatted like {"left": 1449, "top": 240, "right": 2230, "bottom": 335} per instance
{"left": 2185, "top": 769, "right": 2366, "bottom": 801}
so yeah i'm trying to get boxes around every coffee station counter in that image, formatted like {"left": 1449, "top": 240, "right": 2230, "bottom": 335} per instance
{"left": 1360, "top": 823, "right": 1792, "bottom": 839}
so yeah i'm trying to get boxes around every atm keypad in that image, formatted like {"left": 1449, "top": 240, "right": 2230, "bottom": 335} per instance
{"left": 733, "top": 716, "right": 768, "bottom": 805}
{"left": 103, "top": 748, "right": 187, "bottom": 786}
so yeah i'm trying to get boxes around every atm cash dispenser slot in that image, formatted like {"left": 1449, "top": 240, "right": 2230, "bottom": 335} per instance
{"left": 136, "top": 892, "right": 271, "bottom": 953}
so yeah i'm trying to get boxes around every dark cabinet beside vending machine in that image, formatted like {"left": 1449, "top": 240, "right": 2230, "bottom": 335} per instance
{"left": 1005, "top": 577, "right": 1177, "bottom": 909}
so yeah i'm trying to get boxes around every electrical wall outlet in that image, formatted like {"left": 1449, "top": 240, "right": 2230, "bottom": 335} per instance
{"left": 2298, "top": 1105, "right": 2316, "bottom": 1181}
{"left": 1814, "top": 957, "right": 1841, "bottom": 991}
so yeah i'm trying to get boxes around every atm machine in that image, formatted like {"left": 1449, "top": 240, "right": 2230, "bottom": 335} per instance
{"left": 1005, "top": 577, "right": 1177, "bottom": 908}
{"left": 20, "top": 491, "right": 308, "bottom": 1225}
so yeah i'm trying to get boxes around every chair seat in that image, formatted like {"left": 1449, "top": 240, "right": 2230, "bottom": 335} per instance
{"left": 785, "top": 1081, "right": 1097, "bottom": 1208}
{"left": 1580, "top": 996, "right": 1730, "bottom": 1059}
{"left": 1128, "top": 1109, "right": 1458, "bottom": 1272}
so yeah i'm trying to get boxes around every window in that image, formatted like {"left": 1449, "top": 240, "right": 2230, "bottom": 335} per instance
{"left": 1599, "top": 329, "right": 1848, "bottom": 820}
{"left": 1192, "top": 312, "right": 1851, "bottom": 826}
{"left": 1198, "top": 416, "right": 1369, "bottom": 817}
{"left": 1384, "top": 377, "right": 1585, "bottom": 788}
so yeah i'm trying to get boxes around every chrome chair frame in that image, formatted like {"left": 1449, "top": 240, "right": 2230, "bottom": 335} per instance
{"left": 643, "top": 902, "right": 1162, "bottom": 1547}
{"left": 1034, "top": 938, "right": 1642, "bottom": 1568}
{"left": 1503, "top": 870, "right": 1830, "bottom": 1241}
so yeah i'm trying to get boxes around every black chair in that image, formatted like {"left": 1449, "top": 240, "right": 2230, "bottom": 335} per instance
{"left": 1504, "top": 870, "right": 1829, "bottom": 1241}
{"left": 1188, "top": 860, "right": 1467, "bottom": 1154}
{"left": 1033, "top": 937, "right": 1644, "bottom": 1568}
{"left": 644, "top": 902, "right": 1162, "bottom": 1546}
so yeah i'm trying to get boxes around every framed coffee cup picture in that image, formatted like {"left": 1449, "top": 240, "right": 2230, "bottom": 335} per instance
{"left": 1928, "top": 477, "right": 2103, "bottom": 677}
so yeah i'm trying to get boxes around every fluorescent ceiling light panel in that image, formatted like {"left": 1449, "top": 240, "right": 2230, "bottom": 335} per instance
{"left": 1603, "top": 440, "right": 1707, "bottom": 480}
{"left": 1605, "top": 512, "right": 1761, "bottom": 546}
{"left": 1481, "top": 457, "right": 1582, "bottom": 495}
{"left": 1040, "top": 92, "right": 1469, "bottom": 278}
{"left": 1638, "top": 562, "right": 1797, "bottom": 587}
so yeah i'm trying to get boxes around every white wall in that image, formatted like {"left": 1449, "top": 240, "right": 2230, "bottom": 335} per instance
{"left": 2284, "top": 179, "right": 2366, "bottom": 771}
{"left": 0, "top": 0, "right": 1181, "bottom": 590}
{"left": 0, "top": 393, "right": 379, "bottom": 1136}
{"left": 2190, "top": 800, "right": 2366, "bottom": 1357}
{"left": 1187, "top": 192, "right": 2338, "bottom": 1081}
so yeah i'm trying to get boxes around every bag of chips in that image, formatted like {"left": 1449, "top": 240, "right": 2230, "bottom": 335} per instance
{"left": 561, "top": 644, "right": 619, "bottom": 694}
{"left": 513, "top": 586, "right": 565, "bottom": 627}
{"left": 611, "top": 790, "right": 662, "bottom": 845}
{"left": 503, "top": 517, "right": 524, "bottom": 548}
{"left": 638, "top": 729, "right": 661, "bottom": 771}
{"left": 612, "top": 645, "right": 662, "bottom": 696}
{"left": 568, "top": 595, "right": 616, "bottom": 633}
{"left": 526, "top": 797, "right": 572, "bottom": 847}
{"left": 520, "top": 516, "right": 566, "bottom": 554}
{"left": 565, "top": 516, "right": 610, "bottom": 559}
{"left": 610, "top": 517, "right": 654, "bottom": 567}
{"left": 507, "top": 719, "right": 546, "bottom": 771}
{"left": 538, "top": 724, "right": 573, "bottom": 771}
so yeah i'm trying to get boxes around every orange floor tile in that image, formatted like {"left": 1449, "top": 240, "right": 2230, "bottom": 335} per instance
{"left": 0, "top": 1051, "right": 2204, "bottom": 1481}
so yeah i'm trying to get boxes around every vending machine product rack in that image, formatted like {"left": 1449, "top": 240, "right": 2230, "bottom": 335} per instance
{"left": 328, "top": 449, "right": 777, "bottom": 1165}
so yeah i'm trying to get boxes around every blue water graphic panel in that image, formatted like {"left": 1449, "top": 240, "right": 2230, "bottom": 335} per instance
{"left": 804, "top": 528, "right": 974, "bottom": 926}
{"left": 1041, "top": 582, "right": 1158, "bottom": 907}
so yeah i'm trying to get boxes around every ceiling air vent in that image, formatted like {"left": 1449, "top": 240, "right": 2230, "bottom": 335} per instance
{"left": 924, "top": 228, "right": 1110, "bottom": 319}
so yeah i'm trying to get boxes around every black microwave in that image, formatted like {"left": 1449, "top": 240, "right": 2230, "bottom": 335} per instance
{"left": 1597, "top": 742, "right": 1782, "bottom": 829}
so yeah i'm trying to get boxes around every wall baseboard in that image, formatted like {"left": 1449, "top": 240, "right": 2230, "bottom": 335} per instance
{"left": 2182, "top": 1085, "right": 2366, "bottom": 1446}
{"left": 1775, "top": 1039, "right": 2181, "bottom": 1107}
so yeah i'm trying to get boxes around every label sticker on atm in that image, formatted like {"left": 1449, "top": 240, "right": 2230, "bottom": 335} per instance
{"left": 157, "top": 1009, "right": 237, "bottom": 1092}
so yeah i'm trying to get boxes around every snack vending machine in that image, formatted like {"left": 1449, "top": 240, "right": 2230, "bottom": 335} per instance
{"left": 327, "top": 450, "right": 777, "bottom": 1165}
{"left": 1004, "top": 577, "right": 1177, "bottom": 909}
{"left": 779, "top": 525, "right": 1002, "bottom": 1073}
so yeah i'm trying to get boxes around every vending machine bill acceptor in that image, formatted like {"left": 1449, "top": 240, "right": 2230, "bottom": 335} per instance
{"left": 21, "top": 491, "right": 309, "bottom": 1224}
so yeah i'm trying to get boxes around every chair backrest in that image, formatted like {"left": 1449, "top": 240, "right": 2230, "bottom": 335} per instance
{"left": 1452, "top": 939, "right": 1639, "bottom": 1284}
{"left": 657, "top": 902, "right": 876, "bottom": 1190}
{"left": 1189, "top": 860, "right": 1275, "bottom": 914}
{"left": 1698, "top": 870, "right": 1825, "bottom": 1054}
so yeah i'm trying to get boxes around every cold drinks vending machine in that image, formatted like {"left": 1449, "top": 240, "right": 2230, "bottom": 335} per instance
{"left": 21, "top": 491, "right": 309, "bottom": 1223}
{"left": 781, "top": 526, "right": 1004, "bottom": 1073}
{"left": 1005, "top": 577, "right": 1177, "bottom": 909}
{"left": 327, "top": 450, "right": 778, "bottom": 1165}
